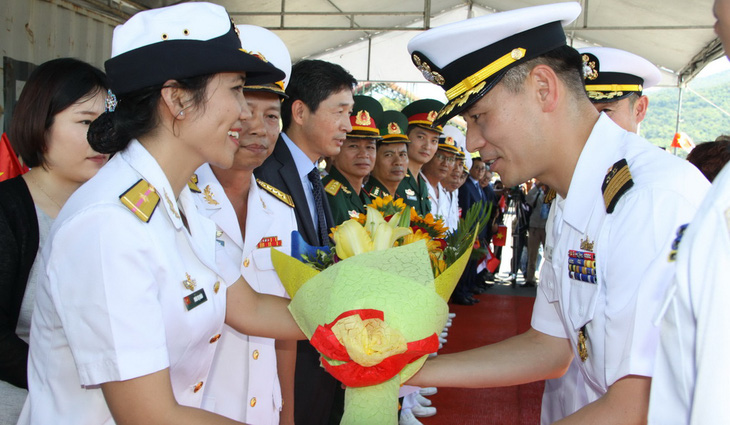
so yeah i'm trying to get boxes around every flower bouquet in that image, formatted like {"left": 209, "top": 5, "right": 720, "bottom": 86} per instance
{"left": 272, "top": 196, "right": 487, "bottom": 424}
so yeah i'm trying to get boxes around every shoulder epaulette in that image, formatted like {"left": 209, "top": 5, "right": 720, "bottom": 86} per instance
{"left": 324, "top": 179, "right": 342, "bottom": 196}
{"left": 256, "top": 178, "right": 294, "bottom": 208}
{"left": 120, "top": 179, "right": 160, "bottom": 223}
{"left": 187, "top": 174, "right": 201, "bottom": 193}
{"left": 602, "top": 158, "right": 634, "bottom": 214}
{"left": 544, "top": 188, "right": 556, "bottom": 204}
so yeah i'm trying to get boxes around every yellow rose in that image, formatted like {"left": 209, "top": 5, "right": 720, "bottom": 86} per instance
{"left": 331, "top": 315, "right": 408, "bottom": 367}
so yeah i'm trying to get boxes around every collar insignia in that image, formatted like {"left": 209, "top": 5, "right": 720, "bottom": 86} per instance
{"left": 203, "top": 185, "right": 219, "bottom": 205}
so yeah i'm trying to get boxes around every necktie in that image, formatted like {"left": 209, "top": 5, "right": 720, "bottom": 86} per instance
{"left": 307, "top": 168, "right": 330, "bottom": 245}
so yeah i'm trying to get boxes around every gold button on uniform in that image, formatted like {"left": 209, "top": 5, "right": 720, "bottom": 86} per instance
{"left": 214, "top": 281, "right": 220, "bottom": 294}
{"left": 209, "top": 334, "right": 221, "bottom": 344}
{"left": 250, "top": 397, "right": 257, "bottom": 407}
{"left": 252, "top": 350, "right": 259, "bottom": 360}
{"left": 193, "top": 381, "right": 204, "bottom": 393}
{"left": 243, "top": 258, "right": 250, "bottom": 268}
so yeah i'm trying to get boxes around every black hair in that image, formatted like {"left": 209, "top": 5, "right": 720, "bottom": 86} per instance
{"left": 501, "top": 45, "right": 586, "bottom": 99}
{"left": 281, "top": 59, "right": 357, "bottom": 131}
{"left": 88, "top": 74, "right": 214, "bottom": 154}
{"left": 9, "top": 58, "right": 108, "bottom": 168}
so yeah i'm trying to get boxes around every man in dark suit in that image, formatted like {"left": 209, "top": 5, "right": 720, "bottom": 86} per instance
{"left": 254, "top": 59, "right": 356, "bottom": 425}
{"left": 452, "top": 157, "right": 489, "bottom": 305}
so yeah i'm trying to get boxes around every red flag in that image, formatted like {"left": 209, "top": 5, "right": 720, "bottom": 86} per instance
{"left": 0, "top": 132, "right": 28, "bottom": 181}
{"left": 498, "top": 195, "right": 506, "bottom": 212}
{"left": 492, "top": 225, "right": 507, "bottom": 247}
{"left": 670, "top": 132, "right": 695, "bottom": 152}
{"left": 477, "top": 246, "right": 501, "bottom": 274}
{"left": 486, "top": 246, "right": 500, "bottom": 273}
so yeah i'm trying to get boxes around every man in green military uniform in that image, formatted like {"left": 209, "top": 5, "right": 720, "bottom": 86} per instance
{"left": 365, "top": 110, "right": 410, "bottom": 199}
{"left": 322, "top": 95, "right": 382, "bottom": 225}
{"left": 396, "top": 99, "right": 444, "bottom": 216}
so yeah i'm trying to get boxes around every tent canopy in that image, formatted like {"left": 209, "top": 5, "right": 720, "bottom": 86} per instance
{"left": 77, "top": 0, "right": 722, "bottom": 86}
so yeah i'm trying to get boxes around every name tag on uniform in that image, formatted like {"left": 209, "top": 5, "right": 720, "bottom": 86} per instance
{"left": 184, "top": 288, "right": 208, "bottom": 311}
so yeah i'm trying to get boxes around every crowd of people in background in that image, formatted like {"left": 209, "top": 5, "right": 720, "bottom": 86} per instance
{"left": 1, "top": 1, "right": 730, "bottom": 425}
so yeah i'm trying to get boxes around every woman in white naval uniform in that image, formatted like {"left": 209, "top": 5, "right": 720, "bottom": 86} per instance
{"left": 193, "top": 25, "right": 297, "bottom": 425}
{"left": 19, "top": 3, "right": 303, "bottom": 425}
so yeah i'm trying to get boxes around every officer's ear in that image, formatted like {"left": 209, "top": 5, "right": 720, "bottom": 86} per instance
{"left": 160, "top": 79, "right": 194, "bottom": 121}
{"left": 529, "top": 64, "right": 559, "bottom": 113}
{"left": 633, "top": 95, "right": 650, "bottom": 124}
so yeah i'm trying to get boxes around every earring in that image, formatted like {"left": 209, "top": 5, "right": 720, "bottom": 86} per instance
{"left": 177, "top": 110, "right": 185, "bottom": 118}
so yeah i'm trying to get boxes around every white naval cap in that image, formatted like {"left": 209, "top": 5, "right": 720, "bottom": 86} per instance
{"left": 407, "top": 2, "right": 581, "bottom": 127}
{"left": 105, "top": 2, "right": 283, "bottom": 95}
{"left": 237, "top": 24, "right": 292, "bottom": 97}
{"left": 440, "top": 124, "right": 466, "bottom": 155}
{"left": 577, "top": 46, "right": 662, "bottom": 102}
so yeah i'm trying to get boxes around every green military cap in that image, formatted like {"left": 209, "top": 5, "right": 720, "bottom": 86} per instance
{"left": 401, "top": 99, "right": 445, "bottom": 134}
{"left": 349, "top": 95, "right": 384, "bottom": 139}
{"left": 377, "top": 110, "right": 410, "bottom": 144}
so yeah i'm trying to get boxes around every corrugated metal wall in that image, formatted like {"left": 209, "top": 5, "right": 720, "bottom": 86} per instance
{"left": 0, "top": 0, "right": 119, "bottom": 132}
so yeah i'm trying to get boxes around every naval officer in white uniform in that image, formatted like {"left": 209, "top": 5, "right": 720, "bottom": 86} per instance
{"left": 19, "top": 4, "right": 303, "bottom": 424}
{"left": 193, "top": 25, "right": 297, "bottom": 425}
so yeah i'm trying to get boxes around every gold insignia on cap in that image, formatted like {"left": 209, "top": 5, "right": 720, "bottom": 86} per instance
{"left": 188, "top": 174, "right": 201, "bottom": 193}
{"left": 582, "top": 54, "right": 598, "bottom": 81}
{"left": 427, "top": 110, "right": 438, "bottom": 123}
{"left": 413, "top": 54, "right": 446, "bottom": 86}
{"left": 580, "top": 238, "right": 594, "bottom": 252}
{"left": 355, "top": 110, "right": 372, "bottom": 126}
{"left": 324, "top": 179, "right": 341, "bottom": 196}
{"left": 183, "top": 273, "right": 196, "bottom": 291}
{"left": 445, "top": 48, "right": 526, "bottom": 102}
{"left": 445, "top": 136, "right": 455, "bottom": 146}
{"left": 511, "top": 48, "right": 525, "bottom": 60}
{"left": 203, "top": 185, "right": 219, "bottom": 206}
{"left": 119, "top": 179, "right": 160, "bottom": 223}
{"left": 256, "top": 179, "right": 294, "bottom": 208}
{"left": 602, "top": 158, "right": 634, "bottom": 214}
{"left": 388, "top": 122, "right": 401, "bottom": 134}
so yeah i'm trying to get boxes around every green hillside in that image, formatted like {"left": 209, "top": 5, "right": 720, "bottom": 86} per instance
{"left": 642, "top": 71, "right": 730, "bottom": 150}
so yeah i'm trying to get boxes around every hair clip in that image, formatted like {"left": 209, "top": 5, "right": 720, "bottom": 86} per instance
{"left": 105, "top": 89, "right": 118, "bottom": 112}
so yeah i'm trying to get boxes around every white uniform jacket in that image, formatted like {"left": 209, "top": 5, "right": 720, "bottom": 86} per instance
{"left": 533, "top": 115, "right": 709, "bottom": 422}
{"left": 193, "top": 164, "right": 297, "bottom": 424}
{"left": 649, "top": 164, "right": 730, "bottom": 424}
{"left": 19, "top": 140, "right": 226, "bottom": 425}
{"left": 423, "top": 173, "right": 451, "bottom": 223}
